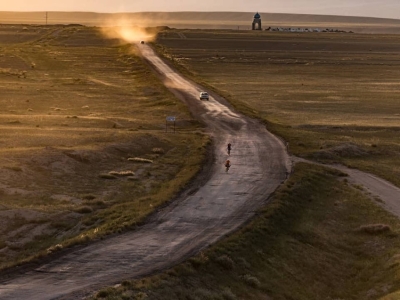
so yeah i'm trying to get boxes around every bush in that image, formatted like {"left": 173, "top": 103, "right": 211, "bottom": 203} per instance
{"left": 46, "top": 244, "right": 63, "bottom": 254}
{"left": 221, "top": 288, "right": 237, "bottom": 300}
{"left": 134, "top": 292, "right": 148, "bottom": 299}
{"left": 215, "top": 255, "right": 234, "bottom": 270}
{"left": 242, "top": 274, "right": 261, "bottom": 288}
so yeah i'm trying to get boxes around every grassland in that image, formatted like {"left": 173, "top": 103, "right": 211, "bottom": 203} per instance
{"left": 84, "top": 29, "right": 400, "bottom": 299}
{"left": 155, "top": 29, "right": 400, "bottom": 187}
{"left": 0, "top": 24, "right": 208, "bottom": 269}
{"left": 91, "top": 163, "right": 400, "bottom": 299}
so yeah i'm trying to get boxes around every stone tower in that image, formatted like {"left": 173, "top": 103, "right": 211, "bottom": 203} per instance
{"left": 252, "top": 12, "right": 262, "bottom": 30}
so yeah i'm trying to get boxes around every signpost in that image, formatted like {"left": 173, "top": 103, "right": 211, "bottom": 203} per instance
{"left": 166, "top": 116, "right": 176, "bottom": 133}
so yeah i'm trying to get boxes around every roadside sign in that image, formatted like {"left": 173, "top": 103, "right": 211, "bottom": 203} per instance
{"left": 166, "top": 116, "right": 176, "bottom": 133}
{"left": 166, "top": 116, "right": 176, "bottom": 122}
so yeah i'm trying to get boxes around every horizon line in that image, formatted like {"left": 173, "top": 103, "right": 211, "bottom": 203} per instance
{"left": 0, "top": 10, "right": 400, "bottom": 22}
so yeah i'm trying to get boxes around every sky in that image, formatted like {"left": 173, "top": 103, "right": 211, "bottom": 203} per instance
{"left": 0, "top": 0, "right": 400, "bottom": 20}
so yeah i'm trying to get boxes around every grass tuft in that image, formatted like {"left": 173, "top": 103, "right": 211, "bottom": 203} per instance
{"left": 109, "top": 171, "right": 135, "bottom": 177}
{"left": 46, "top": 244, "right": 63, "bottom": 254}
{"left": 357, "top": 224, "right": 392, "bottom": 235}
{"left": 128, "top": 157, "right": 154, "bottom": 164}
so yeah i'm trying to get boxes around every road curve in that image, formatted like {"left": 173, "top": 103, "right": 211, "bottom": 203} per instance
{"left": 0, "top": 44, "right": 290, "bottom": 299}
{"left": 292, "top": 157, "right": 400, "bottom": 217}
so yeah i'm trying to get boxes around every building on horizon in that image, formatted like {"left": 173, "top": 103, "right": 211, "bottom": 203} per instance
{"left": 252, "top": 12, "right": 262, "bottom": 30}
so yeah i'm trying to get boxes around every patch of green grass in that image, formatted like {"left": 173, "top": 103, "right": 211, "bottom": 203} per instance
{"left": 93, "top": 163, "right": 400, "bottom": 299}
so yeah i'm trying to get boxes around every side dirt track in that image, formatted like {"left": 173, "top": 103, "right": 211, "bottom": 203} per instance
{"left": 292, "top": 157, "right": 400, "bottom": 217}
{"left": 0, "top": 44, "right": 291, "bottom": 299}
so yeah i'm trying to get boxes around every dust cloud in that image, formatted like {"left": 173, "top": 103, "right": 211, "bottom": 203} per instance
{"left": 100, "top": 17, "right": 158, "bottom": 44}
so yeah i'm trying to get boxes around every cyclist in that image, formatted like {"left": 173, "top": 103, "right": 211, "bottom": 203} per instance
{"left": 225, "top": 159, "right": 231, "bottom": 172}
{"left": 227, "top": 143, "right": 232, "bottom": 155}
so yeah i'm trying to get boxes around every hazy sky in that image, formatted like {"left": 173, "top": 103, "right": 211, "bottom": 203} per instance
{"left": 1, "top": 0, "right": 400, "bottom": 20}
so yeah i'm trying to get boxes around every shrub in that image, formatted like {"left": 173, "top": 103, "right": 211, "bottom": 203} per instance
{"left": 216, "top": 254, "right": 234, "bottom": 270}
{"left": 236, "top": 257, "right": 251, "bottom": 269}
{"left": 46, "top": 244, "right": 63, "bottom": 254}
{"left": 221, "top": 288, "right": 237, "bottom": 300}
{"left": 242, "top": 274, "right": 261, "bottom": 288}
{"left": 96, "top": 287, "right": 114, "bottom": 298}
{"left": 190, "top": 252, "right": 209, "bottom": 269}
{"left": 134, "top": 292, "right": 148, "bottom": 299}
{"left": 194, "top": 288, "right": 216, "bottom": 299}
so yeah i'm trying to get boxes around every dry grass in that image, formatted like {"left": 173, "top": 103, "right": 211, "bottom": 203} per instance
{"left": 0, "top": 24, "right": 208, "bottom": 269}
{"left": 128, "top": 157, "right": 154, "bottom": 163}
{"left": 108, "top": 170, "right": 135, "bottom": 177}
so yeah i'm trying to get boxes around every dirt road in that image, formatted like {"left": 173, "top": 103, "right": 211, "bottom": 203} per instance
{"left": 0, "top": 44, "right": 290, "bottom": 299}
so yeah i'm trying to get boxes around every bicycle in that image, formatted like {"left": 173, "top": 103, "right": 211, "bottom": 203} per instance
{"left": 225, "top": 160, "right": 231, "bottom": 172}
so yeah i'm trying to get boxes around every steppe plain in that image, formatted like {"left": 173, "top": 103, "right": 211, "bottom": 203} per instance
{"left": 1, "top": 11, "right": 400, "bottom": 300}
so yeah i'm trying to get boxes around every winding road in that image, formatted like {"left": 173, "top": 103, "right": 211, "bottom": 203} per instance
{"left": 0, "top": 44, "right": 291, "bottom": 299}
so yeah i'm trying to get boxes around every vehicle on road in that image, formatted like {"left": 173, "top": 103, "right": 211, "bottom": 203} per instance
{"left": 199, "top": 92, "right": 209, "bottom": 101}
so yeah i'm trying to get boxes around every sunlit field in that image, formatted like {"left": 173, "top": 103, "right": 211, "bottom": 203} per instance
{"left": 0, "top": 24, "right": 208, "bottom": 269}
{"left": 155, "top": 29, "right": 400, "bottom": 187}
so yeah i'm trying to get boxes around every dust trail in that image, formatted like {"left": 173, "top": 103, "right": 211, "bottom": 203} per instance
{"left": 100, "top": 17, "right": 160, "bottom": 43}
